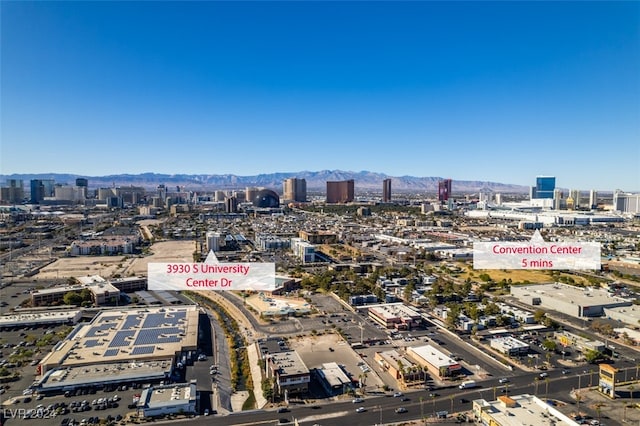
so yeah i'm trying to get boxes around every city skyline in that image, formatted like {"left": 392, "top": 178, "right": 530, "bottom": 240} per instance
{"left": 1, "top": 2, "right": 639, "bottom": 190}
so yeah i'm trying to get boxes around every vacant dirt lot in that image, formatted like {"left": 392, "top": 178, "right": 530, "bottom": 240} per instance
{"left": 35, "top": 240, "right": 195, "bottom": 279}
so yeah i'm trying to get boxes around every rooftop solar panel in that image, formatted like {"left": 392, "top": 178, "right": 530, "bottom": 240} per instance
{"left": 122, "top": 315, "right": 141, "bottom": 330}
{"left": 134, "top": 327, "right": 182, "bottom": 346}
{"left": 109, "top": 330, "right": 136, "bottom": 347}
{"left": 104, "top": 349, "right": 119, "bottom": 356}
{"left": 131, "top": 346, "right": 155, "bottom": 355}
{"left": 84, "top": 339, "right": 103, "bottom": 348}
{"left": 86, "top": 323, "right": 114, "bottom": 337}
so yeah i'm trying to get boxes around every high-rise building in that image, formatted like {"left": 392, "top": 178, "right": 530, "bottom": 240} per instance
{"left": 533, "top": 176, "right": 555, "bottom": 199}
{"left": 225, "top": 196, "right": 238, "bottom": 213}
{"left": 589, "top": 190, "right": 598, "bottom": 210}
{"left": 0, "top": 179, "right": 24, "bottom": 204}
{"left": 283, "top": 178, "right": 307, "bottom": 202}
{"left": 569, "top": 189, "right": 581, "bottom": 209}
{"left": 613, "top": 191, "right": 640, "bottom": 214}
{"left": 30, "top": 179, "right": 45, "bottom": 203}
{"left": 438, "top": 179, "right": 452, "bottom": 202}
{"left": 326, "top": 180, "right": 354, "bottom": 203}
{"left": 382, "top": 178, "right": 392, "bottom": 203}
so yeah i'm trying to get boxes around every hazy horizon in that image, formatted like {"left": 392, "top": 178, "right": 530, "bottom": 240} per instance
{"left": 2, "top": 2, "right": 638, "bottom": 190}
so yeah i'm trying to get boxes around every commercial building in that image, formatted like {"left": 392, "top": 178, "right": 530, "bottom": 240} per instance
{"left": 490, "top": 337, "right": 530, "bottom": 356}
{"left": 326, "top": 180, "right": 354, "bottom": 203}
{"left": 382, "top": 178, "right": 392, "bottom": 202}
{"left": 290, "top": 238, "right": 315, "bottom": 263}
{"left": 374, "top": 349, "right": 426, "bottom": 387}
{"left": 283, "top": 178, "right": 307, "bottom": 202}
{"left": 438, "top": 179, "right": 452, "bottom": 202}
{"left": 406, "top": 344, "right": 461, "bottom": 378}
{"left": 613, "top": 191, "right": 640, "bottom": 214}
{"left": 532, "top": 176, "right": 556, "bottom": 199}
{"left": 70, "top": 236, "right": 136, "bottom": 255}
{"left": 368, "top": 303, "right": 421, "bottom": 330}
{"left": 266, "top": 350, "right": 310, "bottom": 397}
{"left": 314, "top": 362, "right": 353, "bottom": 396}
{"left": 604, "top": 305, "right": 640, "bottom": 328}
{"left": 510, "top": 283, "right": 632, "bottom": 318}
{"left": 0, "top": 179, "right": 24, "bottom": 204}
{"left": 137, "top": 383, "right": 197, "bottom": 418}
{"left": 0, "top": 310, "right": 83, "bottom": 329}
{"left": 36, "top": 305, "right": 199, "bottom": 393}
{"left": 31, "top": 281, "right": 121, "bottom": 307}
{"left": 555, "top": 330, "right": 605, "bottom": 353}
{"left": 473, "top": 394, "right": 580, "bottom": 426}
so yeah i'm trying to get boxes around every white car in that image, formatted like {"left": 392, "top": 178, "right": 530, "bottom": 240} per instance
{"left": 356, "top": 407, "right": 366, "bottom": 413}
{"left": 352, "top": 398, "right": 364, "bottom": 403}
{"left": 498, "top": 378, "right": 509, "bottom": 384}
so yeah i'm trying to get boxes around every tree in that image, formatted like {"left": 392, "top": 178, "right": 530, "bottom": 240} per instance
{"left": 584, "top": 349, "right": 604, "bottom": 364}
{"left": 542, "top": 339, "right": 557, "bottom": 352}
{"left": 533, "top": 309, "right": 546, "bottom": 324}
{"left": 63, "top": 291, "right": 83, "bottom": 306}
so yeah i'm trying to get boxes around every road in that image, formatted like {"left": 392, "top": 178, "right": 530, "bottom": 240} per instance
{"left": 156, "top": 367, "right": 620, "bottom": 426}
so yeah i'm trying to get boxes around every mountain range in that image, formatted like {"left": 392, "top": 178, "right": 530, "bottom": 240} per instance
{"left": 1, "top": 171, "right": 529, "bottom": 193}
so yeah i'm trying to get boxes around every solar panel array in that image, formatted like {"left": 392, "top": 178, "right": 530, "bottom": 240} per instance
{"left": 99, "top": 315, "right": 122, "bottom": 323}
{"left": 84, "top": 339, "right": 103, "bottom": 348}
{"left": 103, "top": 349, "right": 119, "bottom": 357}
{"left": 109, "top": 330, "right": 136, "bottom": 347}
{"left": 86, "top": 323, "right": 114, "bottom": 337}
{"left": 131, "top": 346, "right": 155, "bottom": 355}
{"left": 134, "top": 327, "right": 182, "bottom": 346}
{"left": 122, "top": 315, "right": 141, "bottom": 330}
{"left": 142, "top": 313, "right": 168, "bottom": 328}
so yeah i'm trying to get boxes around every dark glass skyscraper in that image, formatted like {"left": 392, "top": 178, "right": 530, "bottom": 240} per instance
{"left": 534, "top": 176, "right": 556, "bottom": 199}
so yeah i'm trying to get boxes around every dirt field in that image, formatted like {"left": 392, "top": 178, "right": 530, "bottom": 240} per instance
{"left": 459, "top": 266, "right": 591, "bottom": 286}
{"left": 35, "top": 240, "right": 196, "bottom": 280}
{"left": 124, "top": 240, "right": 195, "bottom": 275}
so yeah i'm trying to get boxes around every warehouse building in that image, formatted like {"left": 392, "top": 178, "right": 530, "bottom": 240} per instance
{"left": 510, "top": 283, "right": 632, "bottom": 318}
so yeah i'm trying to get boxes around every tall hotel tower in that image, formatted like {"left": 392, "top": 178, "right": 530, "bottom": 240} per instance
{"left": 326, "top": 179, "right": 354, "bottom": 203}
{"left": 382, "top": 178, "right": 392, "bottom": 202}
{"left": 438, "top": 179, "right": 452, "bottom": 202}
{"left": 283, "top": 178, "right": 307, "bottom": 202}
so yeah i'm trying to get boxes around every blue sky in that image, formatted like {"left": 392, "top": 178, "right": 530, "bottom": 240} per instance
{"left": 2, "top": 1, "right": 639, "bottom": 191}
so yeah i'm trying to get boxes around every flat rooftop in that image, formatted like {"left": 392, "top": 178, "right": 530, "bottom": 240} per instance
{"left": 408, "top": 345, "right": 459, "bottom": 369}
{"left": 269, "top": 350, "right": 309, "bottom": 376}
{"left": 40, "top": 306, "right": 198, "bottom": 371}
{"left": 512, "top": 283, "right": 631, "bottom": 306}
{"left": 473, "top": 394, "right": 579, "bottom": 426}
{"left": 369, "top": 303, "right": 421, "bottom": 320}
{"left": 39, "top": 359, "right": 172, "bottom": 391}
{"left": 143, "top": 383, "right": 196, "bottom": 409}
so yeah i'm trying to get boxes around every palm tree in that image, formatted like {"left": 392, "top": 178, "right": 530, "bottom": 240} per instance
{"left": 575, "top": 392, "right": 582, "bottom": 413}
{"left": 533, "top": 378, "right": 539, "bottom": 396}
{"left": 449, "top": 394, "right": 454, "bottom": 414}
{"left": 545, "top": 378, "right": 550, "bottom": 399}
